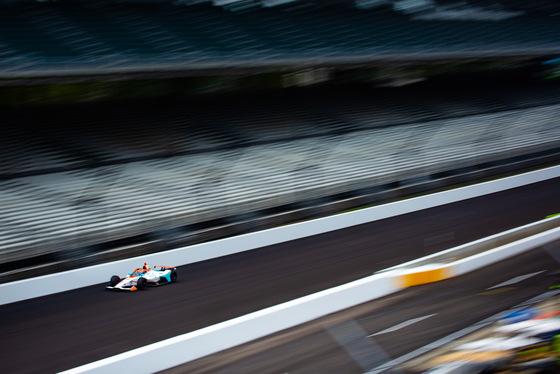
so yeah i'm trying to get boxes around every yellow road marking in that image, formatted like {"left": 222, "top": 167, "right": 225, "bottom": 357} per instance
{"left": 477, "top": 287, "right": 517, "bottom": 295}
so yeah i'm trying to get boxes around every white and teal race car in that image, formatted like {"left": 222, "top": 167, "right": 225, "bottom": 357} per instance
{"left": 106, "top": 263, "right": 177, "bottom": 291}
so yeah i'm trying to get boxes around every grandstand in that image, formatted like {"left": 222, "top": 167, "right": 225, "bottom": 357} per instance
{"left": 2, "top": 78, "right": 560, "bottom": 279}
{"left": 0, "top": 0, "right": 559, "bottom": 78}
{"left": 1, "top": 0, "right": 560, "bottom": 280}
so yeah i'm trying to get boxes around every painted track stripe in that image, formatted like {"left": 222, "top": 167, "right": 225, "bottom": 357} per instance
{"left": 486, "top": 270, "right": 545, "bottom": 290}
{"left": 367, "top": 314, "right": 437, "bottom": 337}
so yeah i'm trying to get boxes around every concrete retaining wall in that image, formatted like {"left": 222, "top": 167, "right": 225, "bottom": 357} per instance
{"left": 384, "top": 214, "right": 560, "bottom": 275}
{"left": 391, "top": 216, "right": 560, "bottom": 286}
{"left": 453, "top": 226, "right": 560, "bottom": 276}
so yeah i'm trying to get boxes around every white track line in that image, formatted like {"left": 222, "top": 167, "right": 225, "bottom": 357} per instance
{"left": 486, "top": 271, "right": 545, "bottom": 290}
{"left": 367, "top": 314, "right": 438, "bottom": 337}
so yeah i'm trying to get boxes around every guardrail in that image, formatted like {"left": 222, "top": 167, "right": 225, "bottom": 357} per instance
{"left": 61, "top": 214, "right": 560, "bottom": 374}
{"left": 1, "top": 165, "right": 559, "bottom": 306}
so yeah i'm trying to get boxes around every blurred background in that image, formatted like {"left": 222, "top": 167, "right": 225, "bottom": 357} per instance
{"left": 0, "top": 0, "right": 560, "bottom": 283}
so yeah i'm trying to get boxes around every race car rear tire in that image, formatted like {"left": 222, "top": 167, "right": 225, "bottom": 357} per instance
{"left": 170, "top": 271, "right": 177, "bottom": 282}
{"left": 137, "top": 277, "right": 147, "bottom": 290}
{"left": 110, "top": 275, "right": 120, "bottom": 287}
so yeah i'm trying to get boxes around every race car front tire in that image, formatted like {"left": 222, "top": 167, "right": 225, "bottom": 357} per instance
{"left": 110, "top": 275, "right": 120, "bottom": 287}
{"left": 137, "top": 277, "right": 147, "bottom": 290}
{"left": 170, "top": 271, "right": 177, "bottom": 282}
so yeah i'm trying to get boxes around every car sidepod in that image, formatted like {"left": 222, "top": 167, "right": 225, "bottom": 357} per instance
{"left": 150, "top": 268, "right": 177, "bottom": 286}
{"left": 150, "top": 270, "right": 172, "bottom": 285}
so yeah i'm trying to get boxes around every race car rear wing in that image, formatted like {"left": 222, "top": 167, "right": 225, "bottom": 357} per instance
{"left": 153, "top": 265, "right": 176, "bottom": 270}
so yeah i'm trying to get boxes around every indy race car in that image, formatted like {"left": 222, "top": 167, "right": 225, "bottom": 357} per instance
{"left": 106, "top": 263, "right": 177, "bottom": 291}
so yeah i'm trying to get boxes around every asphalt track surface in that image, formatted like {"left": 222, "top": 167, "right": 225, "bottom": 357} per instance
{"left": 1, "top": 178, "right": 559, "bottom": 374}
